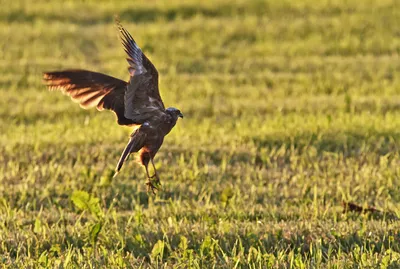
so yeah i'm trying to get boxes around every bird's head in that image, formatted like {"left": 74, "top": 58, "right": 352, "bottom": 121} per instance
{"left": 166, "top": 107, "right": 183, "bottom": 120}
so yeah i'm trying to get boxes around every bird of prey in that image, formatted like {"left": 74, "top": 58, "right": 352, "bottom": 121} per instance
{"left": 43, "top": 22, "right": 183, "bottom": 193}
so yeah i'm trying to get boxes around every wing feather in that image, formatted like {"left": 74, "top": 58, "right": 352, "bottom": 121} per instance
{"left": 116, "top": 22, "right": 166, "bottom": 123}
{"left": 43, "top": 70, "right": 135, "bottom": 126}
{"left": 44, "top": 22, "right": 169, "bottom": 126}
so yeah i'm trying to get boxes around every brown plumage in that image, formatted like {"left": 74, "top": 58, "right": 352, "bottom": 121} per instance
{"left": 43, "top": 21, "right": 183, "bottom": 192}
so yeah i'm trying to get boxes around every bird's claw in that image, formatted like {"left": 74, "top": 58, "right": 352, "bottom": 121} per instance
{"left": 146, "top": 177, "right": 161, "bottom": 194}
{"left": 146, "top": 180, "right": 158, "bottom": 194}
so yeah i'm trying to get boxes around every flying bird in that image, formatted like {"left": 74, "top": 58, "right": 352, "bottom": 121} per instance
{"left": 43, "top": 22, "right": 183, "bottom": 193}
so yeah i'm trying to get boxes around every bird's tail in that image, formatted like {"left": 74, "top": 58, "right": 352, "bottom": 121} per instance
{"left": 113, "top": 138, "right": 135, "bottom": 178}
{"left": 113, "top": 129, "right": 147, "bottom": 178}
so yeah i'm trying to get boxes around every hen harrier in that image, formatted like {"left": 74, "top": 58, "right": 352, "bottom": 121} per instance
{"left": 43, "top": 22, "right": 183, "bottom": 193}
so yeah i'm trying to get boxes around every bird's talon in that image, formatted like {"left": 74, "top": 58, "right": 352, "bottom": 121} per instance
{"left": 146, "top": 180, "right": 158, "bottom": 194}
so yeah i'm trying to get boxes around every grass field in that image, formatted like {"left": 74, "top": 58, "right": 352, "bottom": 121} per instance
{"left": 1, "top": 0, "right": 400, "bottom": 267}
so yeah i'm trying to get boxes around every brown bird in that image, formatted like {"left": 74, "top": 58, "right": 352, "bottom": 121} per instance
{"left": 43, "top": 22, "right": 183, "bottom": 193}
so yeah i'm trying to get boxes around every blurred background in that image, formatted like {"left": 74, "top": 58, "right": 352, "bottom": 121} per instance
{"left": 1, "top": 0, "right": 400, "bottom": 267}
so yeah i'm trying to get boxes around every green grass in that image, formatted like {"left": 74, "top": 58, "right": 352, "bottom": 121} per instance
{"left": 1, "top": 0, "right": 400, "bottom": 267}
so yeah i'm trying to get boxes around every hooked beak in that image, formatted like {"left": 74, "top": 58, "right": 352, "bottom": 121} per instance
{"left": 178, "top": 112, "right": 184, "bottom": 118}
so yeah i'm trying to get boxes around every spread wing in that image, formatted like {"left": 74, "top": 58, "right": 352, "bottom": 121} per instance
{"left": 43, "top": 70, "right": 135, "bottom": 126}
{"left": 117, "top": 22, "right": 166, "bottom": 123}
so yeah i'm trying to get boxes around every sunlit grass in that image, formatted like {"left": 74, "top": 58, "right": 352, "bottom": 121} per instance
{"left": 1, "top": 0, "right": 400, "bottom": 267}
